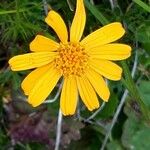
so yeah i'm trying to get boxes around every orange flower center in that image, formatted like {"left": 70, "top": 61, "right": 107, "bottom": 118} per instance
{"left": 55, "top": 42, "right": 89, "bottom": 77}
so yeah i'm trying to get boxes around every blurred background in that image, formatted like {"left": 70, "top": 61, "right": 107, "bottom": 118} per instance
{"left": 0, "top": 0, "right": 150, "bottom": 149}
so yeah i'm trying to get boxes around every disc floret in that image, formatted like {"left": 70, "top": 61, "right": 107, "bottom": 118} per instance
{"left": 55, "top": 42, "right": 89, "bottom": 77}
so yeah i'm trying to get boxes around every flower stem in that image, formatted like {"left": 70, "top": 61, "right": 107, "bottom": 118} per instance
{"left": 55, "top": 109, "right": 63, "bottom": 150}
{"left": 121, "top": 61, "right": 150, "bottom": 120}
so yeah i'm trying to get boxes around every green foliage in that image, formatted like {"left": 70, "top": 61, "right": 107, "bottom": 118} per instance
{"left": 122, "top": 117, "right": 150, "bottom": 150}
{"left": 107, "top": 141, "right": 123, "bottom": 150}
{"left": 136, "top": 22, "right": 150, "bottom": 55}
{"left": 138, "top": 80, "right": 150, "bottom": 109}
{"left": 97, "top": 91, "right": 119, "bottom": 118}
{"left": 0, "top": 0, "right": 150, "bottom": 149}
{"left": 122, "top": 118, "right": 143, "bottom": 149}
{"left": 133, "top": 0, "right": 150, "bottom": 13}
{"left": 130, "top": 128, "right": 150, "bottom": 150}
{"left": 0, "top": 0, "right": 43, "bottom": 44}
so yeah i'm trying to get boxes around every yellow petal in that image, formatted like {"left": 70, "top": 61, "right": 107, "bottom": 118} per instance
{"left": 76, "top": 76, "right": 99, "bottom": 111}
{"left": 86, "top": 68, "right": 110, "bottom": 101}
{"left": 89, "top": 44, "right": 131, "bottom": 60}
{"left": 81, "top": 22, "right": 125, "bottom": 50}
{"left": 21, "top": 64, "right": 51, "bottom": 95}
{"left": 70, "top": 0, "right": 86, "bottom": 42}
{"left": 30, "top": 35, "right": 59, "bottom": 52}
{"left": 28, "top": 65, "right": 61, "bottom": 107}
{"left": 60, "top": 76, "right": 78, "bottom": 116}
{"left": 89, "top": 59, "right": 122, "bottom": 81}
{"left": 9, "top": 52, "right": 57, "bottom": 71}
{"left": 45, "top": 11, "right": 68, "bottom": 43}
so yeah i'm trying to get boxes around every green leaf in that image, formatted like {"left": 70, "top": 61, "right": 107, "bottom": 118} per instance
{"left": 136, "top": 22, "right": 150, "bottom": 55}
{"left": 121, "top": 118, "right": 142, "bottom": 149}
{"left": 121, "top": 114, "right": 150, "bottom": 150}
{"left": 11, "top": 72, "right": 21, "bottom": 90}
{"left": 84, "top": 0, "right": 109, "bottom": 25}
{"left": 0, "top": 9, "right": 26, "bottom": 15}
{"left": 0, "top": 70, "right": 12, "bottom": 87}
{"left": 133, "top": 0, "right": 150, "bottom": 13}
{"left": 131, "top": 128, "right": 150, "bottom": 150}
{"left": 136, "top": 24, "right": 150, "bottom": 43}
{"left": 138, "top": 80, "right": 150, "bottom": 109}
{"left": 97, "top": 92, "right": 119, "bottom": 118}
{"left": 107, "top": 141, "right": 123, "bottom": 150}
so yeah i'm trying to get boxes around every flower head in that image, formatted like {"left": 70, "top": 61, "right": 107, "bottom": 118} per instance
{"left": 9, "top": 0, "right": 131, "bottom": 115}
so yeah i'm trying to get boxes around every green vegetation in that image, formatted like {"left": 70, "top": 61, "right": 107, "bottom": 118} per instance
{"left": 0, "top": 0, "right": 150, "bottom": 149}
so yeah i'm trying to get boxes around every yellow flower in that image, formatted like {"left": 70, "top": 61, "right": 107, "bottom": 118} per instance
{"left": 9, "top": 0, "right": 131, "bottom": 115}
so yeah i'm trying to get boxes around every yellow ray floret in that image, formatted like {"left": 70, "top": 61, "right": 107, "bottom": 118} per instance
{"left": 89, "top": 44, "right": 131, "bottom": 60}
{"left": 60, "top": 76, "right": 78, "bottom": 116}
{"left": 70, "top": 0, "right": 86, "bottom": 42}
{"left": 21, "top": 64, "right": 51, "bottom": 95}
{"left": 45, "top": 11, "right": 68, "bottom": 43}
{"left": 85, "top": 68, "right": 110, "bottom": 101}
{"left": 9, "top": 52, "right": 57, "bottom": 71}
{"left": 30, "top": 35, "right": 59, "bottom": 52}
{"left": 76, "top": 75, "right": 100, "bottom": 111}
{"left": 81, "top": 22, "right": 125, "bottom": 50}
{"left": 28, "top": 65, "right": 61, "bottom": 107}
{"left": 89, "top": 59, "right": 122, "bottom": 81}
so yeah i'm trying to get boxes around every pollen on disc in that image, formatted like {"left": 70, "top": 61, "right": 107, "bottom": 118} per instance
{"left": 54, "top": 42, "right": 89, "bottom": 77}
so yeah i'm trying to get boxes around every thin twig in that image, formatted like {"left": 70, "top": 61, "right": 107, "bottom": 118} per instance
{"left": 44, "top": 83, "right": 62, "bottom": 104}
{"left": 131, "top": 52, "right": 138, "bottom": 77}
{"left": 66, "top": 0, "right": 74, "bottom": 11}
{"left": 55, "top": 109, "right": 63, "bottom": 150}
{"left": 109, "top": 0, "right": 115, "bottom": 10}
{"left": 109, "top": 0, "right": 119, "bottom": 10}
{"left": 90, "top": 0, "right": 94, "bottom": 5}
{"left": 100, "top": 90, "right": 128, "bottom": 150}
{"left": 86, "top": 102, "right": 105, "bottom": 121}
{"left": 76, "top": 99, "right": 82, "bottom": 120}
{"left": 100, "top": 50, "right": 138, "bottom": 150}
{"left": 42, "top": 0, "right": 48, "bottom": 15}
